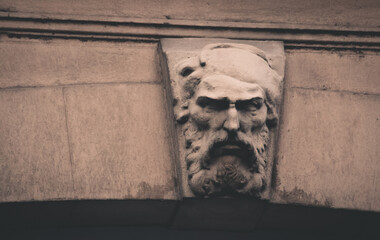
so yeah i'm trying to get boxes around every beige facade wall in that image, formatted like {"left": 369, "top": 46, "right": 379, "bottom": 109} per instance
{"left": 0, "top": 0, "right": 379, "bottom": 231}
{"left": 0, "top": 38, "right": 178, "bottom": 202}
{"left": 273, "top": 50, "right": 380, "bottom": 211}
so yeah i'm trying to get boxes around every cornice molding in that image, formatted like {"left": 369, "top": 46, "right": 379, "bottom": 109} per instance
{"left": 1, "top": 16, "right": 380, "bottom": 51}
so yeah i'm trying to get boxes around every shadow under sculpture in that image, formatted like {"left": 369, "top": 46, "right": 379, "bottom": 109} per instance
{"left": 172, "top": 43, "right": 283, "bottom": 198}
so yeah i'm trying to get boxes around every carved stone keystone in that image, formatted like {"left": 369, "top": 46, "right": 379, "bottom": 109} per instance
{"left": 160, "top": 39, "right": 285, "bottom": 199}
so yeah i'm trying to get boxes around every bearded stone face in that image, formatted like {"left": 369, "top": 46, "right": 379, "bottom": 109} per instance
{"left": 183, "top": 75, "right": 270, "bottom": 197}
{"left": 170, "top": 42, "right": 283, "bottom": 198}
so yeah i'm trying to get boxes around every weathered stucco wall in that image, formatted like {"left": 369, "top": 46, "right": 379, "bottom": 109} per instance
{"left": 0, "top": 37, "right": 178, "bottom": 202}
{"left": 0, "top": 0, "right": 379, "bottom": 233}
{"left": 274, "top": 50, "right": 380, "bottom": 211}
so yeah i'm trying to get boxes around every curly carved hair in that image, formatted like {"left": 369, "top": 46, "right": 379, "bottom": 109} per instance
{"left": 172, "top": 43, "right": 283, "bottom": 128}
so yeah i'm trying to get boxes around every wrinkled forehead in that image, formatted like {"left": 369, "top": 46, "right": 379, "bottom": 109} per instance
{"left": 200, "top": 47, "right": 274, "bottom": 85}
{"left": 196, "top": 75, "right": 265, "bottom": 101}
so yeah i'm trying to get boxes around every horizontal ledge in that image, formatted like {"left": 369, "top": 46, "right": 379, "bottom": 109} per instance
{"left": 1, "top": 12, "right": 380, "bottom": 33}
{"left": 1, "top": 31, "right": 159, "bottom": 42}
{"left": 0, "top": 81, "right": 161, "bottom": 91}
{"left": 285, "top": 42, "right": 380, "bottom": 52}
{"left": 286, "top": 86, "right": 380, "bottom": 97}
{"left": 1, "top": 17, "right": 380, "bottom": 47}
{"left": 3, "top": 31, "right": 380, "bottom": 53}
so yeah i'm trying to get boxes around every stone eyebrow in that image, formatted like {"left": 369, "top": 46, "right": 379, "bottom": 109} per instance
{"left": 196, "top": 96, "right": 264, "bottom": 110}
{"left": 196, "top": 96, "right": 229, "bottom": 109}
{"left": 235, "top": 97, "right": 264, "bottom": 110}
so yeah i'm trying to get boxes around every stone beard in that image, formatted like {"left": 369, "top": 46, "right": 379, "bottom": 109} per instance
{"left": 173, "top": 43, "right": 282, "bottom": 197}
{"left": 184, "top": 110, "right": 270, "bottom": 197}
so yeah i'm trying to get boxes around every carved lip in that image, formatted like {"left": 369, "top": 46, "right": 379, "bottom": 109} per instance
{"left": 208, "top": 141, "right": 255, "bottom": 166}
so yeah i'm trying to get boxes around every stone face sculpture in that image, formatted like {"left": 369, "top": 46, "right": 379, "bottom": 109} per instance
{"left": 163, "top": 41, "right": 284, "bottom": 198}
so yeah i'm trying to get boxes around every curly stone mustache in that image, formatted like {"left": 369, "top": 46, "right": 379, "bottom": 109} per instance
{"left": 184, "top": 121, "right": 268, "bottom": 197}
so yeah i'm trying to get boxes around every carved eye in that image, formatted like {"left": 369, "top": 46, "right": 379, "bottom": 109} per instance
{"left": 235, "top": 98, "right": 263, "bottom": 111}
{"left": 196, "top": 97, "right": 229, "bottom": 111}
{"left": 180, "top": 67, "right": 194, "bottom": 77}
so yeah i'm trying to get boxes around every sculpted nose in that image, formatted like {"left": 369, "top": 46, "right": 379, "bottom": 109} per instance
{"left": 223, "top": 104, "right": 239, "bottom": 131}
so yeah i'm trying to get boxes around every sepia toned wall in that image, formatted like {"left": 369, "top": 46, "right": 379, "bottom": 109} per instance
{"left": 0, "top": 38, "right": 179, "bottom": 202}
{"left": 0, "top": 0, "right": 379, "bottom": 233}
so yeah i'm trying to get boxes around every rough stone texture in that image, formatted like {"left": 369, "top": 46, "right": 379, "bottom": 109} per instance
{"left": 64, "top": 84, "right": 178, "bottom": 200}
{"left": 0, "top": 36, "right": 178, "bottom": 203}
{"left": 286, "top": 50, "right": 380, "bottom": 94}
{"left": 1, "top": 0, "right": 379, "bottom": 30}
{"left": 272, "top": 79, "right": 380, "bottom": 212}
{"left": 161, "top": 38, "right": 285, "bottom": 199}
{"left": 0, "top": 37, "right": 159, "bottom": 88}
{"left": 269, "top": 50, "right": 380, "bottom": 213}
{"left": 0, "top": 88, "right": 73, "bottom": 202}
